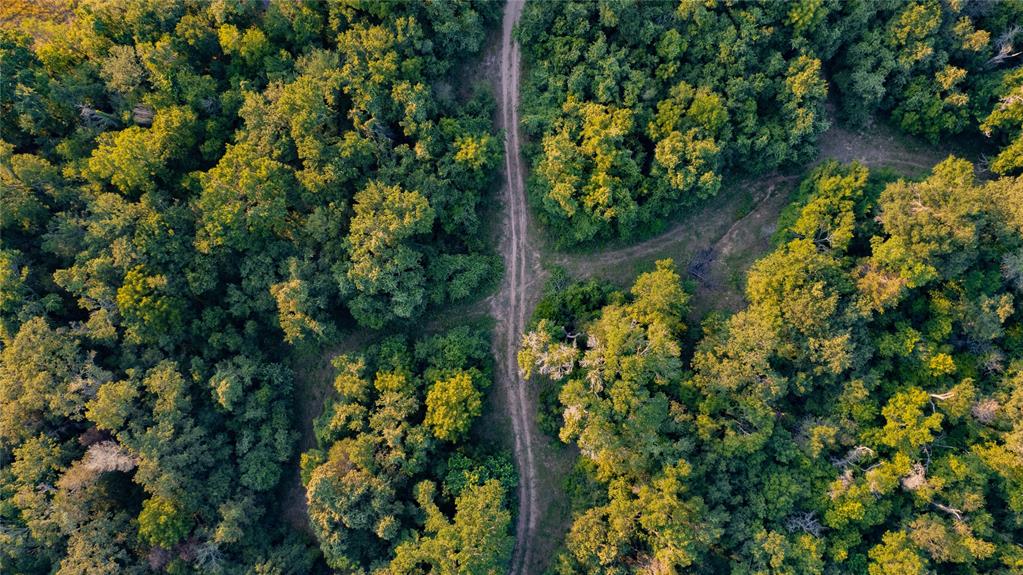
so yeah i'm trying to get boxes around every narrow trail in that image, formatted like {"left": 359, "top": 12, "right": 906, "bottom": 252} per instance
{"left": 492, "top": 2, "right": 543, "bottom": 574}
{"left": 554, "top": 173, "right": 797, "bottom": 274}
{"left": 551, "top": 122, "right": 950, "bottom": 292}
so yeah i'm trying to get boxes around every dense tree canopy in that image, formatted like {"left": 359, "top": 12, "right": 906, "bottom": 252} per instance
{"left": 522, "top": 160, "right": 1023, "bottom": 574}
{"left": 518, "top": 0, "right": 1023, "bottom": 245}
{"left": 4, "top": 1, "right": 1023, "bottom": 574}
{"left": 303, "top": 327, "right": 513, "bottom": 574}
{"left": 1, "top": 1, "right": 502, "bottom": 573}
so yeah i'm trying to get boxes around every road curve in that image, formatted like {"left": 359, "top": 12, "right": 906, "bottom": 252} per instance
{"left": 493, "top": 2, "right": 539, "bottom": 574}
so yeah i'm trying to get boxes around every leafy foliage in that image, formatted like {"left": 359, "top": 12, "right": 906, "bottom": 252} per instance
{"left": 4, "top": 1, "right": 1023, "bottom": 573}
{"left": 982, "top": 67, "right": 1023, "bottom": 176}
{"left": 0, "top": 1, "right": 500, "bottom": 573}
{"left": 518, "top": 0, "right": 1023, "bottom": 245}
{"left": 522, "top": 160, "right": 1023, "bottom": 574}
{"left": 304, "top": 327, "right": 512, "bottom": 573}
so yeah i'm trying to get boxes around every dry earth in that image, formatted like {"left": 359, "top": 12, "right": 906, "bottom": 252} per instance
{"left": 491, "top": 2, "right": 549, "bottom": 573}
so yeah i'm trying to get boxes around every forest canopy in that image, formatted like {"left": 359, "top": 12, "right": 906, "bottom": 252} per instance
{"left": 518, "top": 0, "right": 1023, "bottom": 245}
{"left": 521, "top": 160, "right": 1023, "bottom": 574}
{"left": 302, "top": 327, "right": 514, "bottom": 574}
{"left": 4, "top": 0, "right": 1023, "bottom": 574}
{"left": 1, "top": 1, "right": 505, "bottom": 573}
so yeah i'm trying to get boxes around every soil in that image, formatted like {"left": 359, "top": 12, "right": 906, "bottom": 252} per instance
{"left": 491, "top": 2, "right": 551, "bottom": 574}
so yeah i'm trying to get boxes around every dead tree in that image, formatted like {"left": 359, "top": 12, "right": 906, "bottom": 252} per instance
{"left": 78, "top": 105, "right": 118, "bottom": 130}
{"left": 831, "top": 445, "right": 874, "bottom": 469}
{"left": 932, "top": 501, "right": 964, "bottom": 521}
{"left": 83, "top": 441, "right": 137, "bottom": 473}
{"left": 901, "top": 462, "right": 927, "bottom": 492}
{"left": 193, "top": 541, "right": 224, "bottom": 572}
{"left": 987, "top": 26, "right": 1022, "bottom": 67}
{"left": 785, "top": 511, "right": 824, "bottom": 537}
{"left": 972, "top": 398, "right": 1000, "bottom": 425}
{"left": 132, "top": 105, "right": 154, "bottom": 126}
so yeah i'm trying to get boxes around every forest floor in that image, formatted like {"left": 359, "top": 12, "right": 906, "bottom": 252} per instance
{"left": 489, "top": 2, "right": 551, "bottom": 574}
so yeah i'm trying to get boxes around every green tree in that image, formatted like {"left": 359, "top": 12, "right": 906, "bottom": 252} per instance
{"left": 270, "top": 259, "right": 327, "bottom": 344}
{"left": 84, "top": 106, "right": 196, "bottom": 196}
{"left": 306, "top": 329, "right": 509, "bottom": 573}
{"left": 0, "top": 317, "right": 108, "bottom": 445}
{"left": 341, "top": 181, "right": 435, "bottom": 328}
{"left": 386, "top": 480, "right": 513, "bottom": 575}
{"left": 116, "top": 266, "right": 184, "bottom": 345}
{"left": 137, "top": 495, "right": 194, "bottom": 549}
{"left": 868, "top": 531, "right": 927, "bottom": 575}
{"left": 425, "top": 370, "right": 483, "bottom": 442}
{"left": 534, "top": 97, "right": 643, "bottom": 243}
{"left": 195, "top": 141, "right": 297, "bottom": 253}
{"left": 981, "top": 68, "right": 1023, "bottom": 176}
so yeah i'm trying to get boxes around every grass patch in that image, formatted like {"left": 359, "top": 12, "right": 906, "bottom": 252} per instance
{"left": 732, "top": 188, "right": 756, "bottom": 220}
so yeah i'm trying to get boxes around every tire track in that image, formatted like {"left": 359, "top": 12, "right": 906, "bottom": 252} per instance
{"left": 493, "top": 2, "right": 539, "bottom": 574}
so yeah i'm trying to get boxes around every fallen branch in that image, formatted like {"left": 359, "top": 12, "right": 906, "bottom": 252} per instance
{"left": 932, "top": 501, "right": 964, "bottom": 521}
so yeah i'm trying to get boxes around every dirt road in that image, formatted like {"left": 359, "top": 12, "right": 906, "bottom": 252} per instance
{"left": 492, "top": 2, "right": 545, "bottom": 574}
